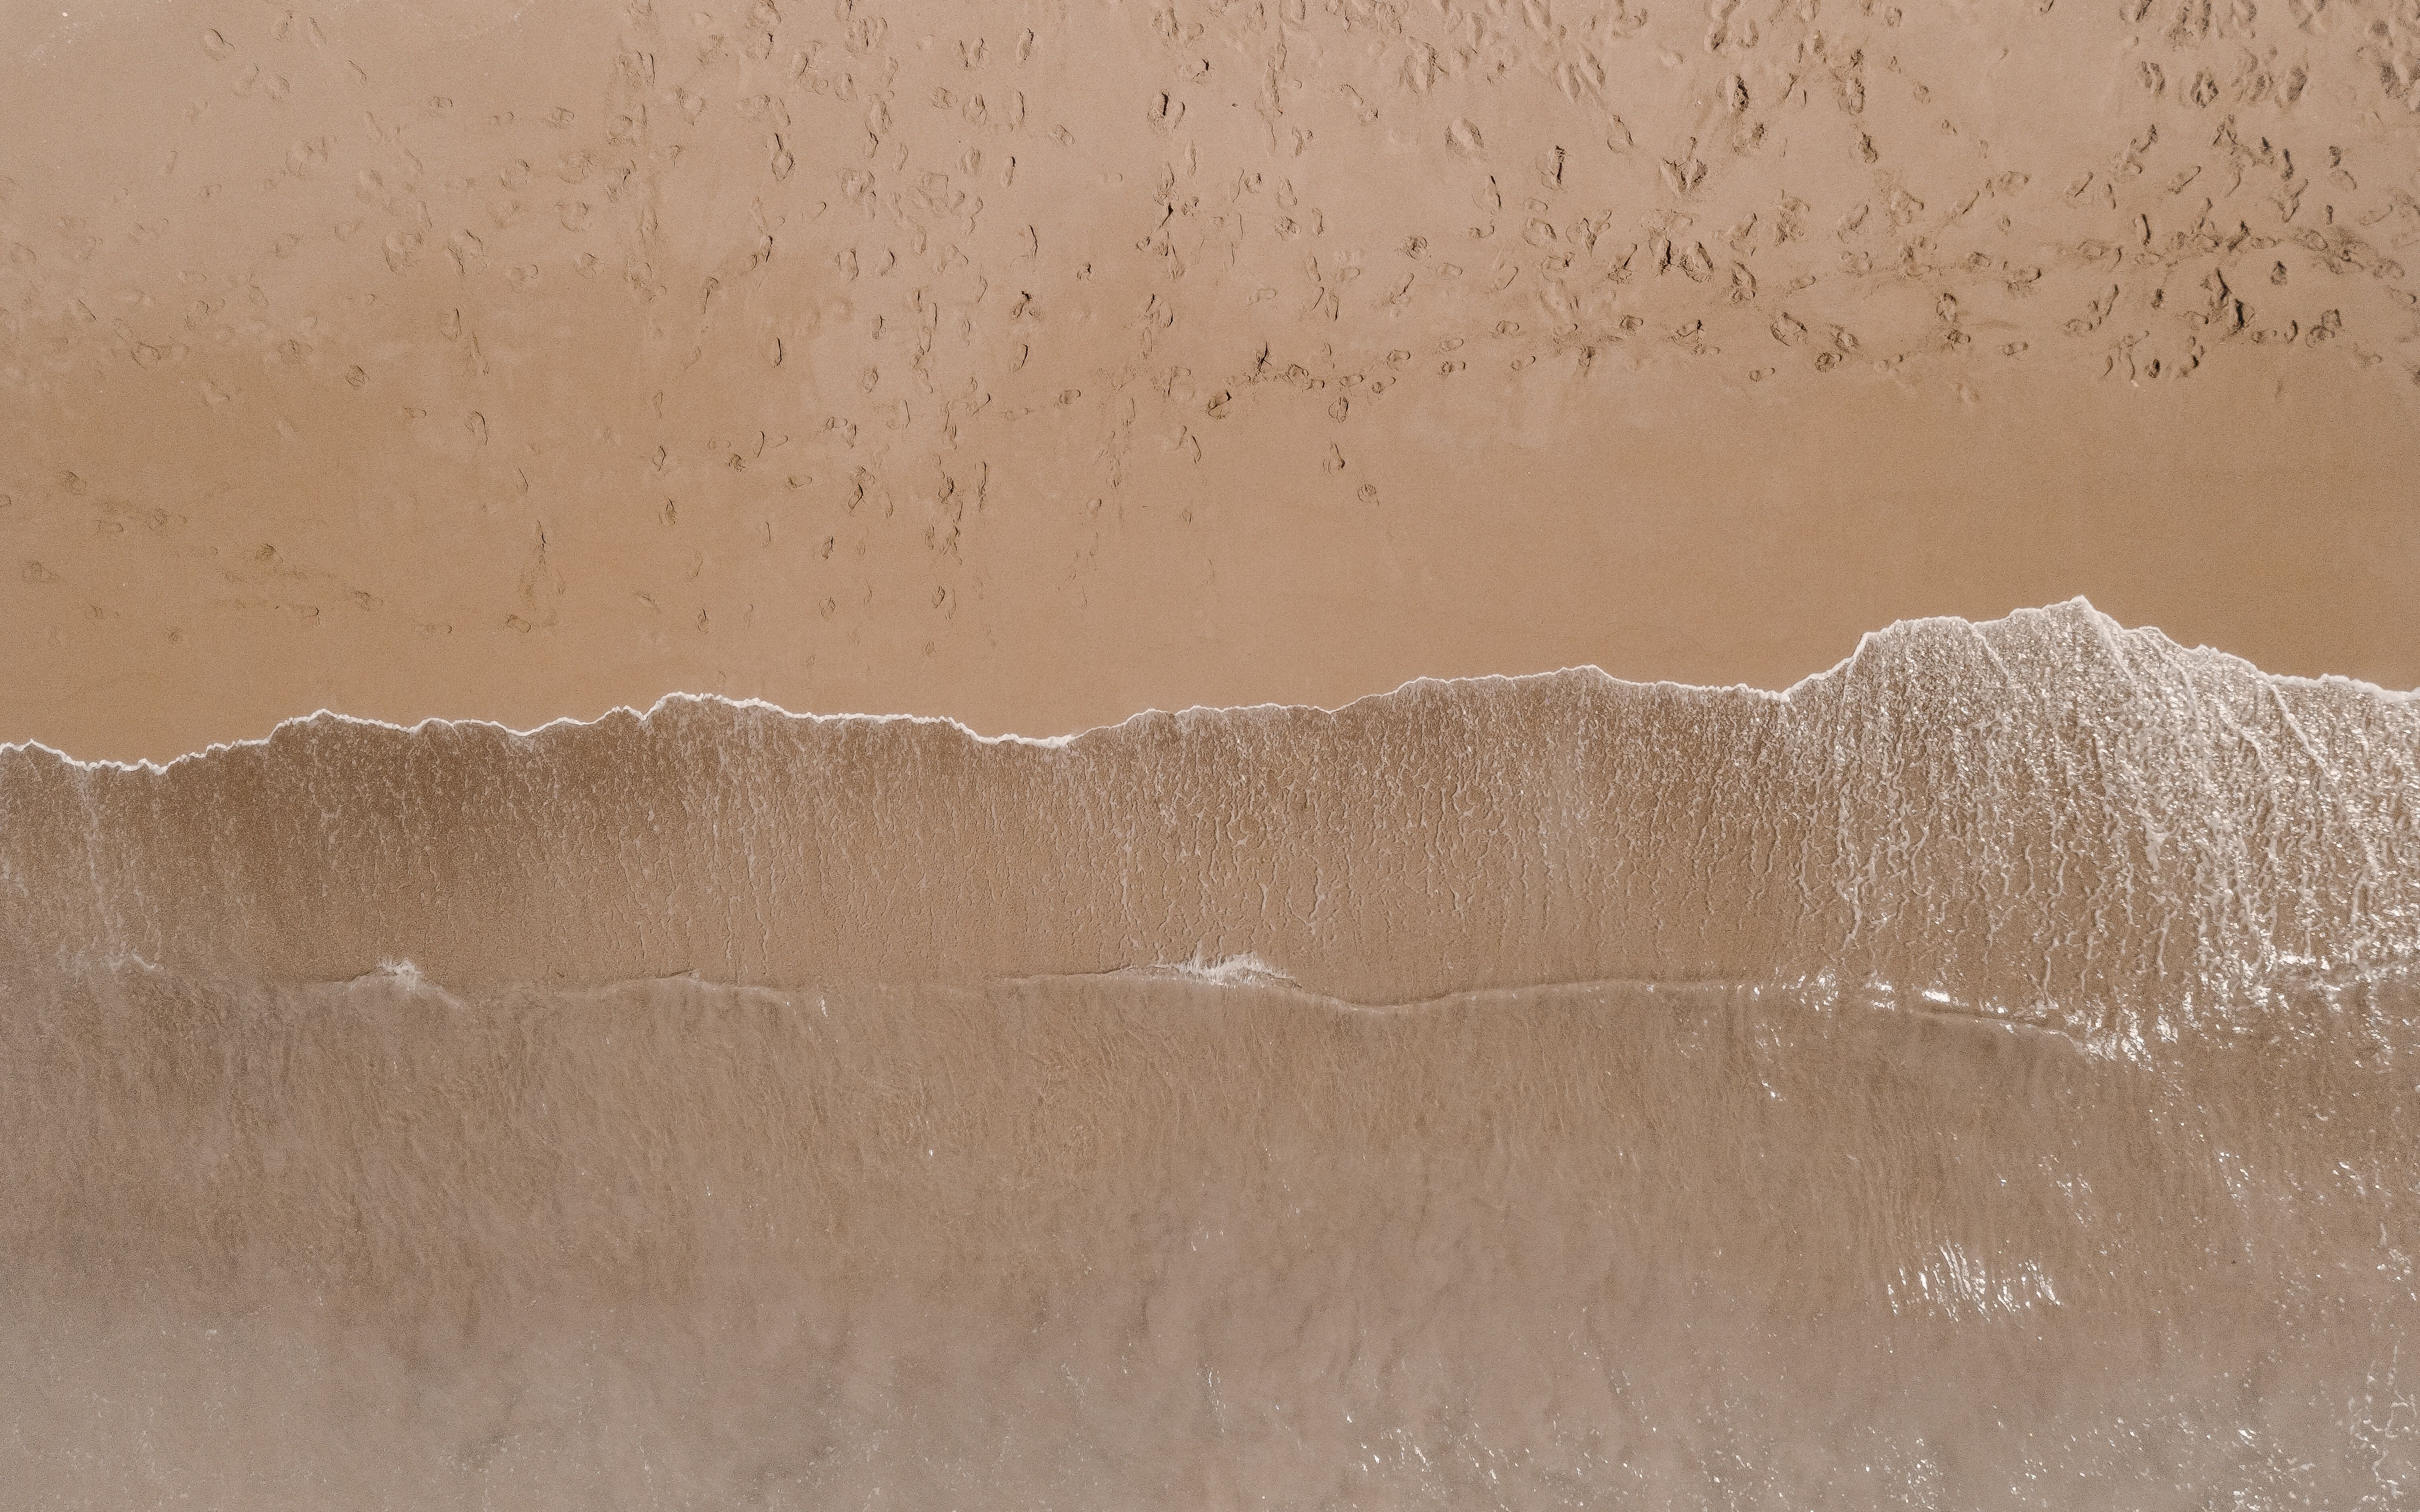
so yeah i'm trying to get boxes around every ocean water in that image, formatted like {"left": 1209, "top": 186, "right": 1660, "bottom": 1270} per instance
{"left": 4, "top": 602, "right": 2418, "bottom": 1508}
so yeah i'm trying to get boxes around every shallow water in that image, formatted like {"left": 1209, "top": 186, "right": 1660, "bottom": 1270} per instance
{"left": 4, "top": 603, "right": 2418, "bottom": 1507}
{"left": 6, "top": 966, "right": 2416, "bottom": 1508}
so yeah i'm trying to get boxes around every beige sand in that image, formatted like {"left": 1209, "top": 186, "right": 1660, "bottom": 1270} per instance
{"left": 7, "top": 0, "right": 2420, "bottom": 1506}
{"left": 4, "top": 0, "right": 2418, "bottom": 761}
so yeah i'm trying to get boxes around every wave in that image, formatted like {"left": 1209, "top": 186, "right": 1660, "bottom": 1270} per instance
{"left": 4, "top": 599, "right": 2415, "bottom": 1036}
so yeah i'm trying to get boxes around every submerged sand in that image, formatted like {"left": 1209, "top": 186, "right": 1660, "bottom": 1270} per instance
{"left": 10, "top": 966, "right": 2416, "bottom": 1508}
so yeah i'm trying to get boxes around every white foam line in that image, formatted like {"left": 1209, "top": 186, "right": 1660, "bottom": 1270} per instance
{"left": 9, "top": 597, "right": 2410, "bottom": 774}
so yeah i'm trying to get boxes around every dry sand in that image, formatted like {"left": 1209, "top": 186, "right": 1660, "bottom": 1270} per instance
{"left": 4, "top": 0, "right": 2418, "bottom": 760}
{"left": 6, "top": 0, "right": 2420, "bottom": 1507}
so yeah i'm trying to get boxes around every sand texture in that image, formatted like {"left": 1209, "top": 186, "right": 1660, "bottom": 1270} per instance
{"left": 6, "top": 603, "right": 2420, "bottom": 1507}
{"left": 5, "top": 0, "right": 2420, "bottom": 759}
